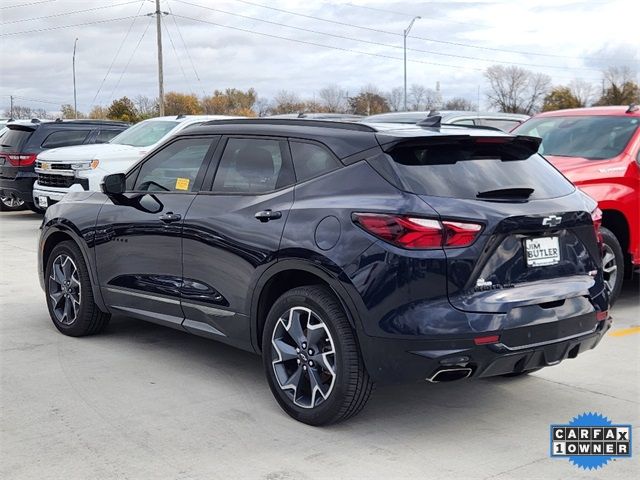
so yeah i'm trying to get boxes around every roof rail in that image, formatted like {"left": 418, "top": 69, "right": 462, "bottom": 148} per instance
{"left": 201, "top": 118, "right": 377, "bottom": 132}
{"left": 626, "top": 103, "right": 638, "bottom": 113}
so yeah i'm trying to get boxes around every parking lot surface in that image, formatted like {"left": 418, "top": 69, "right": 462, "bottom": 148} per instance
{"left": 1, "top": 210, "right": 638, "bottom": 480}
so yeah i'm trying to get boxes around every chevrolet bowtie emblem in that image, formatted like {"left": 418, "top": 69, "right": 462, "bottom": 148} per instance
{"left": 542, "top": 215, "right": 562, "bottom": 227}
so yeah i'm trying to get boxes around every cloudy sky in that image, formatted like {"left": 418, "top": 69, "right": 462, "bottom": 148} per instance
{"left": 0, "top": 0, "right": 638, "bottom": 114}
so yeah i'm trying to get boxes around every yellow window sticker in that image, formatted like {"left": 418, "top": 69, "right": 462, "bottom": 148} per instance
{"left": 175, "top": 177, "right": 190, "bottom": 191}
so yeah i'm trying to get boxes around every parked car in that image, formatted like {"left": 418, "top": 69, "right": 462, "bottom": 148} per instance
{"left": 513, "top": 105, "right": 639, "bottom": 303}
{"left": 32, "top": 115, "right": 239, "bottom": 209}
{"left": 39, "top": 118, "right": 609, "bottom": 425}
{"left": 362, "top": 111, "right": 529, "bottom": 132}
{"left": 0, "top": 119, "right": 128, "bottom": 212}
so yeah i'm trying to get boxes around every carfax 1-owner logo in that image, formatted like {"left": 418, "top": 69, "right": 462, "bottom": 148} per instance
{"left": 550, "top": 412, "right": 632, "bottom": 470}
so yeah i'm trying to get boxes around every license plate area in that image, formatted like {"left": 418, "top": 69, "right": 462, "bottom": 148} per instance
{"left": 525, "top": 236, "right": 560, "bottom": 267}
{"left": 38, "top": 196, "right": 49, "bottom": 208}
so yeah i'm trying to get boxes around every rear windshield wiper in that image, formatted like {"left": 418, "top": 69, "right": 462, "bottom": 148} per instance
{"left": 477, "top": 187, "right": 534, "bottom": 199}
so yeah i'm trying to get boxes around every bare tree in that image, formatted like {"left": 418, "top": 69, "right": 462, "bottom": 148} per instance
{"left": 409, "top": 84, "right": 427, "bottom": 110}
{"left": 568, "top": 79, "right": 594, "bottom": 107}
{"left": 3, "top": 105, "right": 51, "bottom": 119}
{"left": 443, "top": 97, "right": 477, "bottom": 111}
{"left": 385, "top": 87, "right": 403, "bottom": 111}
{"left": 318, "top": 84, "right": 347, "bottom": 112}
{"left": 271, "top": 90, "right": 305, "bottom": 114}
{"left": 484, "top": 65, "right": 551, "bottom": 114}
{"left": 134, "top": 95, "right": 159, "bottom": 119}
{"left": 254, "top": 97, "right": 271, "bottom": 117}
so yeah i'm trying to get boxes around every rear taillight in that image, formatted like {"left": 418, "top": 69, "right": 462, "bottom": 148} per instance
{"left": 591, "top": 207, "right": 603, "bottom": 247}
{"left": 6, "top": 153, "right": 37, "bottom": 166}
{"left": 352, "top": 213, "right": 482, "bottom": 249}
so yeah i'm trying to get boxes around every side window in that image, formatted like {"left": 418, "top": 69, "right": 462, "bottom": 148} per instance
{"left": 289, "top": 141, "right": 341, "bottom": 182}
{"left": 94, "top": 129, "right": 122, "bottom": 144}
{"left": 41, "top": 129, "right": 91, "bottom": 148}
{"left": 479, "top": 119, "right": 520, "bottom": 132}
{"left": 133, "top": 137, "right": 213, "bottom": 192}
{"left": 451, "top": 119, "right": 475, "bottom": 125}
{"left": 212, "top": 138, "right": 294, "bottom": 194}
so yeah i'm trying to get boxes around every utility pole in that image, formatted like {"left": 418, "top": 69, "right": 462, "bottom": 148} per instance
{"left": 155, "top": 0, "right": 165, "bottom": 116}
{"left": 403, "top": 16, "right": 420, "bottom": 111}
{"left": 9, "top": 95, "right": 13, "bottom": 119}
{"left": 73, "top": 37, "right": 78, "bottom": 119}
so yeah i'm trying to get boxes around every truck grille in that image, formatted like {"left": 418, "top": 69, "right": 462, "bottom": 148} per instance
{"left": 37, "top": 173, "right": 75, "bottom": 188}
{"left": 36, "top": 161, "right": 74, "bottom": 170}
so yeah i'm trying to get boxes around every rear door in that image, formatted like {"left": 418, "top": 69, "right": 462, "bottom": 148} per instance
{"left": 381, "top": 136, "right": 604, "bottom": 317}
{"left": 95, "top": 136, "right": 218, "bottom": 327}
{"left": 180, "top": 136, "right": 295, "bottom": 347}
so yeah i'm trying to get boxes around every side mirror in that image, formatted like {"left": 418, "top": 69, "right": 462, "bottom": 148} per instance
{"left": 101, "top": 173, "right": 126, "bottom": 195}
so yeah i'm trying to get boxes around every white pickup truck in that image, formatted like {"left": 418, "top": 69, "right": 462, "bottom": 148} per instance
{"left": 33, "top": 115, "right": 236, "bottom": 208}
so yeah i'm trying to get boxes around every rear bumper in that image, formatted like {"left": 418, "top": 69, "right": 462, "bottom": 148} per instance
{"left": 0, "top": 168, "right": 36, "bottom": 202}
{"left": 358, "top": 315, "right": 612, "bottom": 384}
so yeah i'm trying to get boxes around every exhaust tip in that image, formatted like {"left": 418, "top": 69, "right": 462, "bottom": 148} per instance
{"left": 426, "top": 367, "right": 473, "bottom": 383}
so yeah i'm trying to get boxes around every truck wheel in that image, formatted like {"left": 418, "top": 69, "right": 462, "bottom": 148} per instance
{"left": 262, "top": 285, "right": 373, "bottom": 426}
{"left": 601, "top": 227, "right": 624, "bottom": 305}
{"left": 0, "top": 194, "right": 25, "bottom": 211}
{"left": 44, "top": 241, "right": 110, "bottom": 336}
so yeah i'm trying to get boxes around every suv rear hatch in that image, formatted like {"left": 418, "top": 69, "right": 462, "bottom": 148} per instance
{"left": 0, "top": 124, "right": 38, "bottom": 169}
{"left": 373, "top": 131, "right": 605, "bottom": 327}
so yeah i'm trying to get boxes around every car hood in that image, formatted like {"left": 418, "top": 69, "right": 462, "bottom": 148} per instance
{"left": 544, "top": 154, "right": 628, "bottom": 182}
{"left": 37, "top": 143, "right": 149, "bottom": 161}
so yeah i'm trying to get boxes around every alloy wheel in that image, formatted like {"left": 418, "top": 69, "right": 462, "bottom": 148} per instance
{"left": 271, "top": 306, "right": 337, "bottom": 409}
{"left": 602, "top": 244, "right": 618, "bottom": 294}
{"left": 48, "top": 254, "right": 81, "bottom": 325}
{"left": 0, "top": 194, "right": 24, "bottom": 208}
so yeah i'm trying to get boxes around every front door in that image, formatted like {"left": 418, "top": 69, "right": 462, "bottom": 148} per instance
{"left": 95, "top": 136, "right": 218, "bottom": 328}
{"left": 181, "top": 136, "right": 295, "bottom": 348}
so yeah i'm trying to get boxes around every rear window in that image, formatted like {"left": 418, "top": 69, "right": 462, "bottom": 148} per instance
{"left": 387, "top": 140, "right": 574, "bottom": 200}
{"left": 515, "top": 115, "right": 639, "bottom": 160}
{"left": 0, "top": 127, "right": 34, "bottom": 152}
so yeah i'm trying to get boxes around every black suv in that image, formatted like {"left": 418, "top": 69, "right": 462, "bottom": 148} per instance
{"left": 38, "top": 119, "right": 610, "bottom": 425}
{"left": 0, "top": 119, "right": 128, "bottom": 212}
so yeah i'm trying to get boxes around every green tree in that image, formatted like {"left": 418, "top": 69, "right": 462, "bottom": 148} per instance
{"left": 107, "top": 97, "right": 139, "bottom": 122}
{"left": 164, "top": 92, "right": 202, "bottom": 116}
{"left": 542, "top": 86, "right": 582, "bottom": 111}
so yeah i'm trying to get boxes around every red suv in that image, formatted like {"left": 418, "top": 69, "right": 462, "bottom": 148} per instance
{"left": 514, "top": 105, "right": 639, "bottom": 302}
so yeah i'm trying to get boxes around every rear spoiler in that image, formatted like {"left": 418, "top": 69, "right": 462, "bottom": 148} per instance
{"left": 377, "top": 134, "right": 542, "bottom": 161}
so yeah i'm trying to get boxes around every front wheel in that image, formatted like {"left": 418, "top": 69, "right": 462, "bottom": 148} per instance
{"left": 262, "top": 285, "right": 373, "bottom": 426}
{"left": 45, "top": 241, "right": 110, "bottom": 336}
{"left": 600, "top": 227, "right": 624, "bottom": 305}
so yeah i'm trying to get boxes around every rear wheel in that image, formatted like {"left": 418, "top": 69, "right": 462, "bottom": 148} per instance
{"left": 262, "top": 285, "right": 373, "bottom": 426}
{"left": 600, "top": 227, "right": 624, "bottom": 305}
{"left": 0, "top": 194, "right": 25, "bottom": 211}
{"left": 45, "top": 241, "right": 110, "bottom": 336}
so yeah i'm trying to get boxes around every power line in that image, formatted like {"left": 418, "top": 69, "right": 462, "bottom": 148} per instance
{"left": 108, "top": 17, "right": 153, "bottom": 103}
{"left": 167, "top": 0, "right": 205, "bottom": 96}
{"left": 0, "top": 0, "right": 55, "bottom": 10}
{"left": 0, "top": 0, "right": 141, "bottom": 25}
{"left": 0, "top": 15, "right": 146, "bottom": 37}
{"left": 170, "top": 13, "right": 483, "bottom": 73}
{"left": 173, "top": 0, "right": 602, "bottom": 78}
{"left": 227, "top": 0, "right": 629, "bottom": 63}
{"left": 162, "top": 15, "right": 195, "bottom": 94}
{"left": 1, "top": 94, "right": 65, "bottom": 105}
{"left": 92, "top": 1, "right": 146, "bottom": 105}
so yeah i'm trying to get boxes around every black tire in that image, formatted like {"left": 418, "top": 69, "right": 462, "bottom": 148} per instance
{"left": 44, "top": 240, "right": 110, "bottom": 336}
{"left": 501, "top": 368, "right": 542, "bottom": 378}
{"left": 600, "top": 227, "right": 624, "bottom": 305}
{"left": 0, "top": 194, "right": 25, "bottom": 211}
{"left": 262, "top": 285, "right": 373, "bottom": 426}
{"left": 26, "top": 202, "right": 45, "bottom": 214}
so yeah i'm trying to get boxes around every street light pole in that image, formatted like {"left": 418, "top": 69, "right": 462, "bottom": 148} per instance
{"left": 73, "top": 37, "right": 78, "bottom": 119}
{"left": 403, "top": 16, "right": 421, "bottom": 111}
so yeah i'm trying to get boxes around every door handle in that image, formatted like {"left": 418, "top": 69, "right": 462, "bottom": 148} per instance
{"left": 159, "top": 212, "right": 182, "bottom": 223}
{"left": 254, "top": 209, "right": 282, "bottom": 222}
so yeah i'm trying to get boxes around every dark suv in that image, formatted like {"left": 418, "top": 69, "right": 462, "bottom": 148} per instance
{"left": 0, "top": 119, "right": 128, "bottom": 212}
{"left": 38, "top": 119, "right": 610, "bottom": 425}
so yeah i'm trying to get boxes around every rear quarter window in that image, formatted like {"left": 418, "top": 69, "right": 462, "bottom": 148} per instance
{"left": 0, "top": 127, "right": 34, "bottom": 152}
{"left": 387, "top": 140, "right": 575, "bottom": 200}
{"left": 41, "top": 129, "right": 91, "bottom": 148}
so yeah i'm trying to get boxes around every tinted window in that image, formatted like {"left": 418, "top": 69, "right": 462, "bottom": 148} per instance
{"left": 387, "top": 141, "right": 574, "bottom": 200}
{"left": 95, "top": 129, "right": 123, "bottom": 144}
{"left": 450, "top": 119, "right": 475, "bottom": 125}
{"left": 290, "top": 141, "right": 340, "bottom": 182}
{"left": 213, "top": 138, "right": 294, "bottom": 193}
{"left": 479, "top": 119, "right": 521, "bottom": 132}
{"left": 515, "top": 115, "right": 639, "bottom": 160}
{"left": 41, "top": 129, "right": 90, "bottom": 148}
{"left": 133, "top": 138, "right": 212, "bottom": 192}
{"left": 0, "top": 127, "right": 34, "bottom": 152}
{"left": 110, "top": 120, "right": 179, "bottom": 147}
